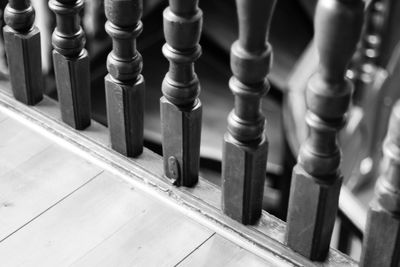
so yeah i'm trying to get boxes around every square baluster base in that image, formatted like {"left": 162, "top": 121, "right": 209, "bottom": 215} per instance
{"left": 360, "top": 203, "right": 400, "bottom": 267}
{"left": 53, "top": 50, "right": 91, "bottom": 130}
{"left": 3, "top": 26, "right": 43, "bottom": 105}
{"left": 160, "top": 96, "right": 202, "bottom": 187}
{"left": 105, "top": 74, "right": 145, "bottom": 157}
{"left": 286, "top": 165, "right": 342, "bottom": 261}
{"left": 222, "top": 133, "right": 268, "bottom": 225}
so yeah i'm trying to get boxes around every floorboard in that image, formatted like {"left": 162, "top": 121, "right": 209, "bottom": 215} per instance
{"left": 0, "top": 172, "right": 214, "bottom": 266}
{"left": 0, "top": 118, "right": 51, "bottom": 176}
{"left": 0, "top": 144, "right": 103, "bottom": 240}
{"left": 178, "top": 234, "right": 277, "bottom": 267}
{"left": 0, "top": 88, "right": 358, "bottom": 266}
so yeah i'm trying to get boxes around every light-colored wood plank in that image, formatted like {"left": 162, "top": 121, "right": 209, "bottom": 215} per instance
{"left": 0, "top": 172, "right": 214, "bottom": 266}
{"left": 0, "top": 110, "right": 8, "bottom": 122}
{"left": 71, "top": 207, "right": 213, "bottom": 267}
{"left": 178, "top": 235, "right": 277, "bottom": 267}
{"left": 0, "top": 144, "right": 103, "bottom": 240}
{"left": 0, "top": 117, "right": 51, "bottom": 176}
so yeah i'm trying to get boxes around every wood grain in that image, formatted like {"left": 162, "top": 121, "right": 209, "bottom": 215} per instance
{"left": 0, "top": 117, "right": 51, "bottom": 176}
{"left": 0, "top": 86, "right": 356, "bottom": 266}
{"left": 0, "top": 144, "right": 103, "bottom": 240}
{"left": 49, "top": 0, "right": 91, "bottom": 130}
{"left": 178, "top": 234, "right": 274, "bottom": 267}
{"left": 3, "top": 0, "right": 43, "bottom": 105}
{"left": 221, "top": 0, "right": 276, "bottom": 225}
{"left": 0, "top": 172, "right": 214, "bottom": 266}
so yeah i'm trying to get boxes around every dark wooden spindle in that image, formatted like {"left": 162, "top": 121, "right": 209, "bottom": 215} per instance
{"left": 49, "top": 0, "right": 91, "bottom": 130}
{"left": 160, "top": 0, "right": 202, "bottom": 187}
{"left": 104, "top": 0, "right": 144, "bottom": 157}
{"left": 360, "top": 101, "right": 400, "bottom": 267}
{"left": 221, "top": 0, "right": 276, "bottom": 225}
{"left": 285, "top": 0, "right": 364, "bottom": 261}
{"left": 3, "top": 0, "right": 43, "bottom": 105}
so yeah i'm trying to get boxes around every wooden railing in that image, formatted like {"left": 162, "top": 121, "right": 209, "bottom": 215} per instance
{"left": 1, "top": 0, "right": 400, "bottom": 265}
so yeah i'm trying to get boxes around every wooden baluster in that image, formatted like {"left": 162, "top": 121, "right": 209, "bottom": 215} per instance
{"left": 160, "top": 0, "right": 202, "bottom": 187}
{"left": 3, "top": 0, "right": 43, "bottom": 105}
{"left": 104, "top": 0, "right": 144, "bottom": 157}
{"left": 285, "top": 0, "right": 364, "bottom": 261}
{"left": 360, "top": 101, "right": 400, "bottom": 267}
{"left": 221, "top": 0, "right": 276, "bottom": 225}
{"left": 49, "top": 0, "right": 91, "bottom": 130}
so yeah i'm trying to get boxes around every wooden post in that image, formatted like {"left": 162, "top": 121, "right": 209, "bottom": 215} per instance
{"left": 49, "top": 0, "right": 91, "bottom": 130}
{"left": 3, "top": 0, "right": 43, "bottom": 105}
{"left": 104, "top": 0, "right": 144, "bottom": 157}
{"left": 285, "top": 0, "right": 364, "bottom": 261}
{"left": 351, "top": 0, "right": 386, "bottom": 102}
{"left": 360, "top": 101, "right": 400, "bottom": 267}
{"left": 160, "top": 0, "right": 202, "bottom": 187}
{"left": 221, "top": 0, "right": 276, "bottom": 225}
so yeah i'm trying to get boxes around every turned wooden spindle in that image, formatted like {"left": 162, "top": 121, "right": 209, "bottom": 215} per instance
{"left": 3, "top": 0, "right": 43, "bottom": 105}
{"left": 160, "top": 0, "right": 202, "bottom": 187}
{"left": 221, "top": 0, "right": 276, "bottom": 225}
{"left": 285, "top": 0, "right": 364, "bottom": 261}
{"left": 104, "top": 0, "right": 144, "bottom": 157}
{"left": 49, "top": 0, "right": 91, "bottom": 130}
{"left": 360, "top": 101, "right": 400, "bottom": 267}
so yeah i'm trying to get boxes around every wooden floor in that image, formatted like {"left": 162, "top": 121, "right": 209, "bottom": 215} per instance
{"left": 0, "top": 111, "right": 278, "bottom": 266}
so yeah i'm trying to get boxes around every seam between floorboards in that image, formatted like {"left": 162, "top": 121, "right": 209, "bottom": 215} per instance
{"left": 68, "top": 206, "right": 154, "bottom": 266}
{"left": 0, "top": 170, "right": 105, "bottom": 243}
{"left": 173, "top": 232, "right": 216, "bottom": 267}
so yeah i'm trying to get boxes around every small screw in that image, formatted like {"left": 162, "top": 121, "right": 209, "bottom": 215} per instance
{"left": 168, "top": 156, "right": 180, "bottom": 185}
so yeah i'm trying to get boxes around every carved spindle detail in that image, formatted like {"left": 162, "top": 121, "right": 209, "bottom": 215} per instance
{"left": 160, "top": 0, "right": 202, "bottom": 187}
{"left": 221, "top": 0, "right": 276, "bottom": 225}
{"left": 285, "top": 0, "right": 364, "bottom": 261}
{"left": 104, "top": 0, "right": 144, "bottom": 157}
{"left": 49, "top": 0, "right": 91, "bottom": 130}
{"left": 3, "top": 0, "right": 43, "bottom": 105}
{"left": 360, "top": 101, "right": 400, "bottom": 267}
